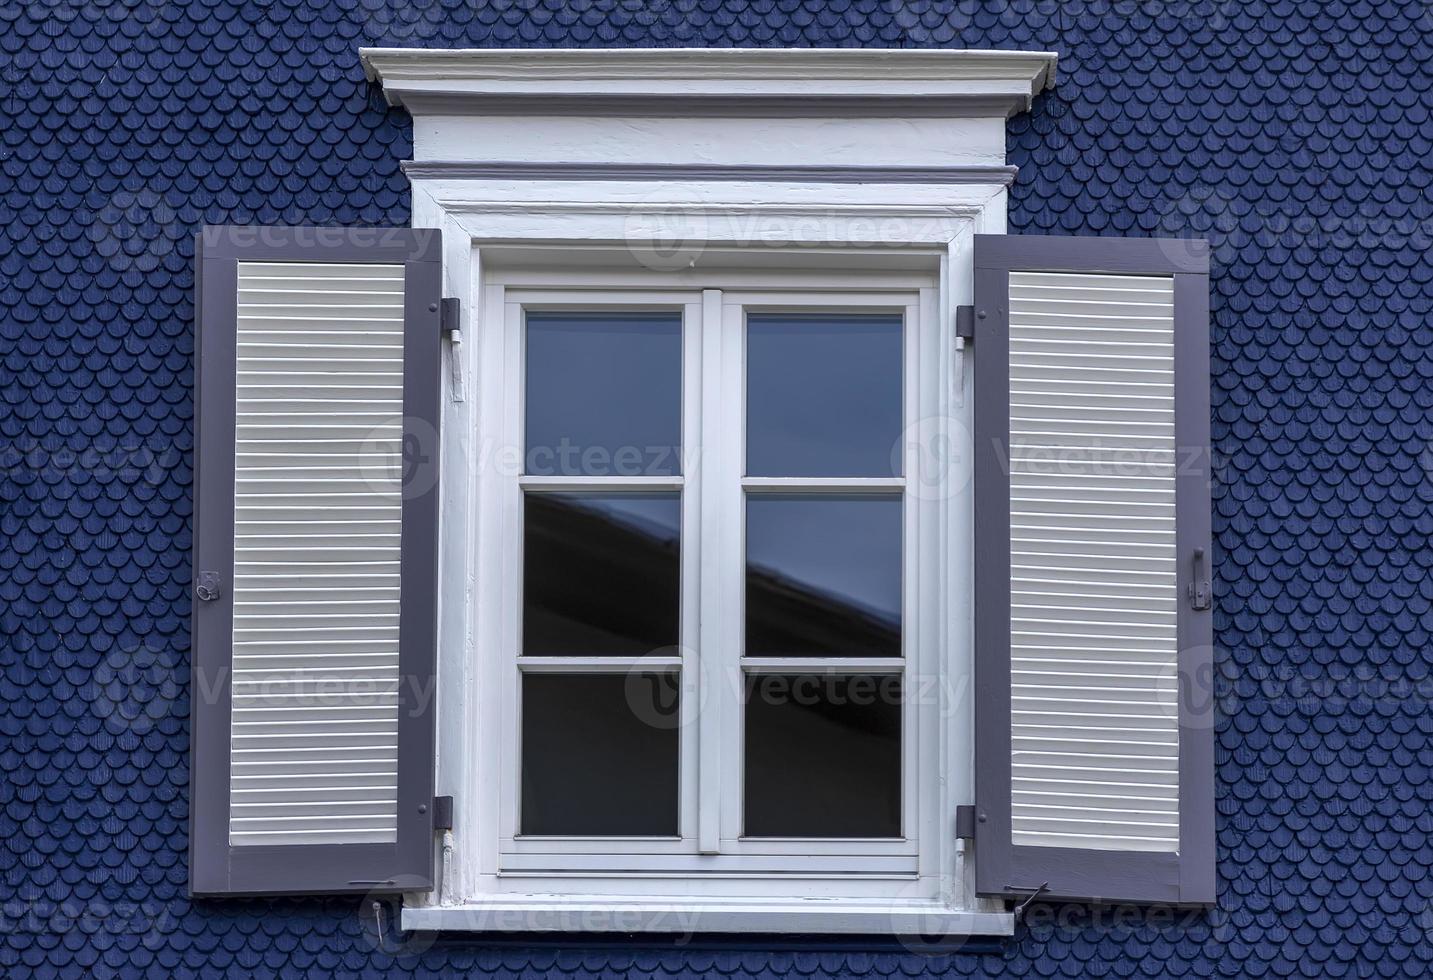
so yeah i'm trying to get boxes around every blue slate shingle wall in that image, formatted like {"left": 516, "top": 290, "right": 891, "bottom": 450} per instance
{"left": 3, "top": 1, "right": 1432, "bottom": 976}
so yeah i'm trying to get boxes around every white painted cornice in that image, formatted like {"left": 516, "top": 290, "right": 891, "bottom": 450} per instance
{"left": 360, "top": 47, "right": 1057, "bottom": 118}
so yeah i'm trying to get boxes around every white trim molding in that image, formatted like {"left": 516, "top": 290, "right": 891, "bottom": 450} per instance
{"left": 404, "top": 898, "right": 1014, "bottom": 937}
{"left": 364, "top": 47, "right": 1057, "bottom": 170}
{"left": 401, "top": 162, "right": 1021, "bottom": 186}
{"left": 361, "top": 47, "right": 1057, "bottom": 118}
{"left": 403, "top": 194, "right": 1008, "bottom": 935}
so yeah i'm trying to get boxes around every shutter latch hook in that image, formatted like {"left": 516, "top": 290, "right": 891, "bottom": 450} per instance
{"left": 1008, "top": 881, "right": 1050, "bottom": 923}
{"left": 1188, "top": 547, "right": 1212, "bottom": 610}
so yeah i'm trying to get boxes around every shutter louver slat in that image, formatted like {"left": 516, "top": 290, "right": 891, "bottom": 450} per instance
{"left": 1006, "top": 270, "right": 1180, "bottom": 854}
{"left": 229, "top": 263, "right": 405, "bottom": 847}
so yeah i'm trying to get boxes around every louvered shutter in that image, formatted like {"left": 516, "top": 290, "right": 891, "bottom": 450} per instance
{"left": 190, "top": 227, "right": 442, "bottom": 896}
{"left": 973, "top": 235, "right": 1215, "bottom": 905}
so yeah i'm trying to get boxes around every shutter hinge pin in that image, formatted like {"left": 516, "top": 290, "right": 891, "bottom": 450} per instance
{"left": 432, "top": 795, "right": 454, "bottom": 832}
{"left": 440, "top": 297, "right": 461, "bottom": 340}
{"left": 955, "top": 304, "right": 975, "bottom": 342}
{"left": 955, "top": 804, "right": 976, "bottom": 840}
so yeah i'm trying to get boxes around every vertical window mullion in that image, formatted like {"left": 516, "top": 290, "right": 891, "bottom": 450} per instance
{"left": 712, "top": 297, "right": 747, "bottom": 849}
{"left": 695, "top": 289, "right": 727, "bottom": 854}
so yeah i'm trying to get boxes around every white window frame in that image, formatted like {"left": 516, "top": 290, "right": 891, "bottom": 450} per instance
{"left": 487, "top": 279, "right": 934, "bottom": 887}
{"left": 359, "top": 44, "right": 1061, "bottom": 935}
{"left": 413, "top": 229, "right": 1001, "bottom": 935}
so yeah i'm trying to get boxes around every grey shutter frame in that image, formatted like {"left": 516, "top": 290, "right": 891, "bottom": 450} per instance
{"left": 190, "top": 227, "right": 442, "bottom": 896}
{"left": 972, "top": 235, "right": 1215, "bottom": 905}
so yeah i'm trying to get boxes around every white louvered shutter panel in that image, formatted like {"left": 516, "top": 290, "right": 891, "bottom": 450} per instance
{"left": 230, "top": 262, "right": 406, "bottom": 846}
{"left": 1005, "top": 271, "right": 1179, "bottom": 852}
{"left": 191, "top": 227, "right": 440, "bottom": 896}
{"left": 974, "top": 235, "right": 1214, "bottom": 905}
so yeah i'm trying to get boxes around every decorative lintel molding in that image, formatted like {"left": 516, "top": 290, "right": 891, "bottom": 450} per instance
{"left": 431, "top": 200, "right": 987, "bottom": 219}
{"left": 402, "top": 161, "right": 1019, "bottom": 186}
{"left": 361, "top": 47, "right": 1057, "bottom": 119}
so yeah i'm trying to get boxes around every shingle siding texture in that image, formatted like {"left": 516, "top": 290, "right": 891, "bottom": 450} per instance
{"left": 2, "top": 1, "right": 1431, "bottom": 977}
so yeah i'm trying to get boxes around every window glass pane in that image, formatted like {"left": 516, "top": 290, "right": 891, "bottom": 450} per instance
{"left": 745, "top": 494, "right": 901, "bottom": 657}
{"left": 744, "top": 674, "right": 902, "bottom": 838}
{"left": 522, "top": 673, "right": 679, "bottom": 836}
{"left": 523, "top": 492, "right": 680, "bottom": 656}
{"left": 746, "top": 313, "right": 903, "bottom": 477}
{"left": 525, "top": 312, "right": 682, "bottom": 477}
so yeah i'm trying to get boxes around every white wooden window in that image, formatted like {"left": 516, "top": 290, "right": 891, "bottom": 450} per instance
{"left": 406, "top": 200, "right": 1008, "bottom": 939}
{"left": 476, "top": 277, "right": 946, "bottom": 890}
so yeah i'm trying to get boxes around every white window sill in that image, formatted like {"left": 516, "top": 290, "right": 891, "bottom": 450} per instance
{"left": 402, "top": 897, "right": 1014, "bottom": 937}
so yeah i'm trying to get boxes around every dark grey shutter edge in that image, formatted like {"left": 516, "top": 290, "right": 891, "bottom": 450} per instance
{"left": 1173, "top": 269, "right": 1216, "bottom": 905}
{"left": 972, "top": 234, "right": 1216, "bottom": 907}
{"left": 189, "top": 226, "right": 443, "bottom": 897}
{"left": 971, "top": 259, "right": 1014, "bottom": 900}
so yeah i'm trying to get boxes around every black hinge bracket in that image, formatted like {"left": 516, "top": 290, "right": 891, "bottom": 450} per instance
{"left": 440, "top": 297, "right": 461, "bottom": 336}
{"left": 955, "top": 304, "right": 975, "bottom": 341}
{"left": 432, "top": 795, "right": 454, "bottom": 832}
{"left": 955, "top": 804, "right": 976, "bottom": 840}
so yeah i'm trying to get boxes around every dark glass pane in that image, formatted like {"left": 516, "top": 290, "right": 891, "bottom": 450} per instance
{"left": 745, "top": 494, "right": 901, "bottom": 657}
{"left": 522, "top": 673, "right": 679, "bottom": 836}
{"left": 523, "top": 492, "right": 680, "bottom": 656}
{"left": 525, "top": 312, "right": 682, "bottom": 477}
{"left": 746, "top": 313, "right": 903, "bottom": 477}
{"left": 744, "top": 674, "right": 902, "bottom": 838}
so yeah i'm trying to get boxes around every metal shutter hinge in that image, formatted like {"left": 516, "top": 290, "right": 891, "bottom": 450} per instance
{"left": 440, "top": 297, "right": 461, "bottom": 336}
{"left": 1189, "top": 547, "right": 1212, "bottom": 610}
{"left": 432, "top": 795, "right": 454, "bottom": 832}
{"left": 955, "top": 304, "right": 975, "bottom": 341}
{"left": 955, "top": 804, "right": 976, "bottom": 840}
